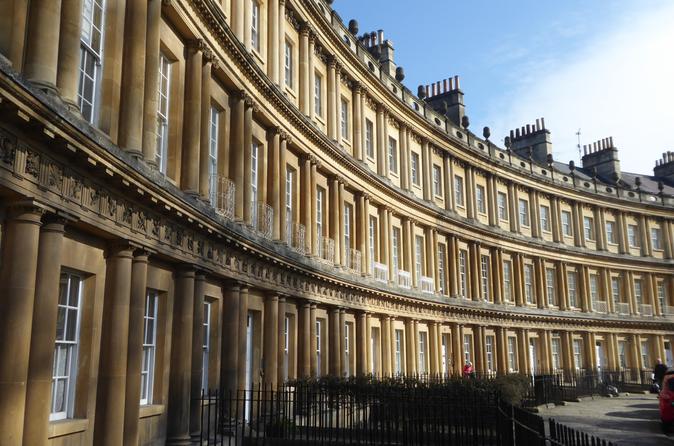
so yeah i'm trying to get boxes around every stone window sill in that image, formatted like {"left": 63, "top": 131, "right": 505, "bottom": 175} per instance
{"left": 140, "top": 404, "right": 165, "bottom": 419}
{"left": 48, "top": 418, "right": 89, "bottom": 439}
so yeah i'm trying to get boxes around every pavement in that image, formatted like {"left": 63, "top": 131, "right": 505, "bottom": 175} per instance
{"left": 537, "top": 393, "right": 674, "bottom": 446}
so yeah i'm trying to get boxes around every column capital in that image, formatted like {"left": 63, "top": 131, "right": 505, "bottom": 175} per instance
{"left": 186, "top": 38, "right": 206, "bottom": 52}
{"left": 265, "top": 292, "right": 279, "bottom": 302}
{"left": 104, "top": 240, "right": 138, "bottom": 259}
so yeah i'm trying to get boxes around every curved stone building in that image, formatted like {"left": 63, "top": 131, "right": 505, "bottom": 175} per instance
{"left": 0, "top": 0, "right": 672, "bottom": 444}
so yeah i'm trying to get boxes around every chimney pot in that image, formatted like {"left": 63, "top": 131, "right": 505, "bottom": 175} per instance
{"left": 515, "top": 128, "right": 520, "bottom": 138}
{"left": 510, "top": 130, "right": 515, "bottom": 139}
{"left": 378, "top": 30, "right": 384, "bottom": 44}
{"left": 526, "top": 124, "right": 531, "bottom": 134}
{"left": 443, "top": 79, "right": 448, "bottom": 92}
{"left": 425, "top": 85, "right": 430, "bottom": 98}
{"left": 454, "top": 75, "right": 460, "bottom": 90}
{"left": 541, "top": 117, "right": 546, "bottom": 129}
{"left": 535, "top": 118, "right": 540, "bottom": 131}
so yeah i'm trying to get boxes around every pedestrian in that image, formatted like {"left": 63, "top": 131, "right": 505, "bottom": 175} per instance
{"left": 654, "top": 358, "right": 668, "bottom": 390}
{"left": 463, "top": 361, "right": 474, "bottom": 379}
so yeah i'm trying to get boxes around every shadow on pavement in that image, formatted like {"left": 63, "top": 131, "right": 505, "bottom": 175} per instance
{"left": 605, "top": 409, "right": 660, "bottom": 419}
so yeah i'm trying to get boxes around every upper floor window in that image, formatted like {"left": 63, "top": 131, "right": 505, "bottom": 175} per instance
{"left": 634, "top": 279, "right": 643, "bottom": 305}
{"left": 573, "top": 339, "right": 583, "bottom": 369}
{"left": 51, "top": 272, "right": 83, "bottom": 420}
{"left": 285, "top": 167, "right": 294, "bottom": 240}
{"left": 485, "top": 335, "right": 494, "bottom": 372}
{"left": 518, "top": 199, "right": 529, "bottom": 227}
{"left": 567, "top": 271, "right": 577, "bottom": 307}
{"left": 540, "top": 205, "right": 550, "bottom": 232}
{"left": 606, "top": 221, "right": 616, "bottom": 244}
{"left": 343, "top": 204, "right": 352, "bottom": 249}
{"left": 251, "top": 0, "right": 260, "bottom": 51}
{"left": 340, "top": 98, "right": 349, "bottom": 140}
{"left": 480, "top": 255, "right": 490, "bottom": 301}
{"left": 156, "top": 54, "right": 172, "bottom": 173}
{"left": 79, "top": 0, "right": 106, "bottom": 123}
{"left": 551, "top": 338, "right": 561, "bottom": 371}
{"left": 391, "top": 227, "right": 400, "bottom": 273}
{"left": 454, "top": 176, "right": 464, "bottom": 207}
{"left": 141, "top": 291, "right": 158, "bottom": 405}
{"left": 251, "top": 142, "right": 260, "bottom": 223}
{"left": 208, "top": 106, "right": 219, "bottom": 206}
{"left": 368, "top": 216, "right": 377, "bottom": 271}
{"left": 611, "top": 277, "right": 621, "bottom": 303}
{"left": 503, "top": 260, "right": 512, "bottom": 302}
{"left": 561, "top": 211, "right": 572, "bottom": 237}
{"left": 476, "top": 185, "right": 486, "bottom": 214}
{"left": 589, "top": 274, "right": 599, "bottom": 302}
{"left": 411, "top": 153, "right": 420, "bottom": 186}
{"left": 433, "top": 165, "right": 442, "bottom": 196}
{"left": 284, "top": 40, "right": 293, "bottom": 88}
{"left": 524, "top": 264, "right": 533, "bottom": 304}
{"left": 508, "top": 337, "right": 517, "bottom": 372}
{"left": 651, "top": 227, "right": 662, "bottom": 250}
{"left": 583, "top": 216, "right": 594, "bottom": 241}
{"left": 314, "top": 73, "right": 322, "bottom": 117}
{"left": 546, "top": 267, "right": 556, "bottom": 305}
{"left": 628, "top": 224, "right": 640, "bottom": 248}
{"left": 458, "top": 249, "right": 467, "bottom": 296}
{"left": 415, "top": 235, "right": 424, "bottom": 280}
{"left": 418, "top": 332, "right": 427, "bottom": 373}
{"left": 497, "top": 192, "right": 508, "bottom": 221}
{"left": 316, "top": 187, "right": 324, "bottom": 239}
{"left": 388, "top": 137, "right": 398, "bottom": 174}
{"left": 365, "top": 119, "right": 374, "bottom": 158}
{"left": 437, "top": 243, "right": 446, "bottom": 294}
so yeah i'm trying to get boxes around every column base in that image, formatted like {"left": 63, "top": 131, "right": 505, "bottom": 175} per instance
{"left": 28, "top": 79, "right": 59, "bottom": 96}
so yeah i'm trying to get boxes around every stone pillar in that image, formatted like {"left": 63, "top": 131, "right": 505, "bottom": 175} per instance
{"left": 517, "top": 328, "right": 529, "bottom": 374}
{"left": 298, "top": 302, "right": 311, "bottom": 378}
{"left": 189, "top": 275, "right": 206, "bottom": 441}
{"left": 142, "top": 0, "right": 162, "bottom": 164}
{"left": 376, "top": 105, "right": 387, "bottom": 176}
{"left": 0, "top": 0, "right": 29, "bottom": 68}
{"left": 356, "top": 312, "right": 367, "bottom": 376}
{"left": 243, "top": 99, "right": 254, "bottom": 224}
{"left": 421, "top": 139, "right": 431, "bottom": 200}
{"left": 232, "top": 0, "right": 245, "bottom": 40}
{"left": 122, "top": 250, "right": 150, "bottom": 446}
{"left": 263, "top": 294, "right": 279, "bottom": 389}
{"left": 23, "top": 0, "right": 62, "bottom": 91}
{"left": 299, "top": 24, "right": 310, "bottom": 114}
{"left": 429, "top": 322, "right": 439, "bottom": 375}
{"left": 117, "top": 0, "right": 148, "bottom": 154}
{"left": 329, "top": 307, "right": 341, "bottom": 376}
{"left": 353, "top": 83, "right": 363, "bottom": 160}
{"left": 339, "top": 309, "right": 347, "bottom": 376}
{"left": 56, "top": 0, "right": 84, "bottom": 108}
{"left": 310, "top": 303, "right": 318, "bottom": 376}
{"left": 379, "top": 207, "right": 390, "bottom": 279}
{"left": 473, "top": 325, "right": 484, "bottom": 373}
{"left": 166, "top": 269, "right": 196, "bottom": 445}
{"left": 198, "top": 54, "right": 214, "bottom": 199}
{"left": 495, "top": 327, "right": 507, "bottom": 375}
{"left": 22, "top": 216, "right": 65, "bottom": 446}
{"left": 276, "top": 296, "right": 287, "bottom": 384}
{"left": 366, "top": 314, "right": 373, "bottom": 374}
{"left": 357, "top": 193, "right": 368, "bottom": 274}
{"left": 449, "top": 236, "right": 459, "bottom": 296}
{"left": 405, "top": 319, "right": 417, "bottom": 375}
{"left": 327, "top": 58, "right": 337, "bottom": 140}
{"left": 268, "top": 128, "right": 281, "bottom": 239}
{"left": 409, "top": 220, "right": 417, "bottom": 287}
{"left": 451, "top": 323, "right": 464, "bottom": 375}
{"left": 338, "top": 180, "right": 346, "bottom": 266}
{"left": 236, "top": 287, "right": 249, "bottom": 394}
{"left": 278, "top": 134, "right": 288, "bottom": 242}
{"left": 230, "top": 92, "right": 245, "bottom": 220}
{"left": 180, "top": 41, "right": 203, "bottom": 195}
{"left": 277, "top": 0, "right": 286, "bottom": 82}
{"left": 221, "top": 283, "right": 241, "bottom": 399}
{"left": 94, "top": 244, "right": 135, "bottom": 446}
{"left": 443, "top": 155, "right": 453, "bottom": 211}
{"left": 309, "top": 160, "right": 317, "bottom": 255}
{"left": 267, "top": 0, "right": 279, "bottom": 84}
{"left": 299, "top": 155, "right": 311, "bottom": 248}
{"left": 329, "top": 176, "right": 340, "bottom": 264}
{"left": 399, "top": 125, "right": 409, "bottom": 190}
{"left": 382, "top": 316, "right": 392, "bottom": 377}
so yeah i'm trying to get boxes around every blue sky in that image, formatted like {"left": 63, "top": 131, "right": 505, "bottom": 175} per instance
{"left": 334, "top": 0, "right": 674, "bottom": 176}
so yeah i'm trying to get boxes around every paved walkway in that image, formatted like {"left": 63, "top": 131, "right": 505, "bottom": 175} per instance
{"left": 537, "top": 393, "right": 673, "bottom": 446}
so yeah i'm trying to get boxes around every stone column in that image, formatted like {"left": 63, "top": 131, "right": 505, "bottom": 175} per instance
{"left": 329, "top": 176, "right": 340, "bottom": 264}
{"left": 230, "top": 92, "right": 245, "bottom": 220}
{"left": 495, "top": 327, "right": 507, "bottom": 375}
{"left": 339, "top": 309, "right": 346, "bottom": 376}
{"left": 338, "top": 180, "right": 346, "bottom": 266}
{"left": 451, "top": 323, "right": 464, "bottom": 375}
{"left": 299, "top": 155, "right": 311, "bottom": 248}
{"left": 166, "top": 269, "right": 196, "bottom": 445}
{"left": 94, "top": 244, "right": 135, "bottom": 446}
{"left": 357, "top": 193, "right": 368, "bottom": 274}
{"left": 23, "top": 0, "right": 62, "bottom": 92}
{"left": 465, "top": 166, "right": 475, "bottom": 219}
{"left": 276, "top": 296, "right": 286, "bottom": 384}
{"left": 242, "top": 98, "right": 254, "bottom": 224}
{"left": 142, "top": 0, "right": 162, "bottom": 164}
{"left": 382, "top": 316, "right": 392, "bottom": 377}
{"left": 310, "top": 303, "right": 318, "bottom": 376}
{"left": 189, "top": 274, "right": 207, "bottom": 442}
{"left": 263, "top": 294, "right": 279, "bottom": 389}
{"left": 308, "top": 34, "right": 316, "bottom": 120}
{"left": 517, "top": 329, "right": 529, "bottom": 375}
{"left": 329, "top": 307, "right": 341, "bottom": 376}
{"left": 117, "top": 0, "right": 148, "bottom": 154}
{"left": 267, "top": 0, "right": 279, "bottom": 84}
{"left": 268, "top": 128, "right": 281, "bottom": 239}
{"left": 236, "top": 287, "right": 249, "bottom": 395}
{"left": 221, "top": 283, "right": 241, "bottom": 399}
{"left": 421, "top": 139, "right": 431, "bottom": 200}
{"left": 399, "top": 125, "right": 409, "bottom": 190}
{"left": 278, "top": 134, "right": 288, "bottom": 242}
{"left": 376, "top": 105, "right": 387, "bottom": 176}
{"left": 356, "top": 312, "right": 367, "bottom": 376}
{"left": 443, "top": 155, "right": 453, "bottom": 211}
{"left": 199, "top": 54, "right": 214, "bottom": 199}
{"left": 366, "top": 314, "right": 373, "bottom": 374}
{"left": 22, "top": 216, "right": 65, "bottom": 446}
{"left": 327, "top": 58, "right": 337, "bottom": 140}
{"left": 232, "top": 0, "right": 245, "bottom": 40}
{"left": 122, "top": 250, "right": 150, "bottom": 446}
{"left": 56, "top": 0, "right": 84, "bottom": 109}
{"left": 277, "top": 0, "right": 286, "bottom": 82}
{"left": 298, "top": 302, "right": 311, "bottom": 378}
{"left": 353, "top": 83, "right": 363, "bottom": 160}
{"left": 429, "top": 322, "right": 439, "bottom": 375}
{"left": 448, "top": 236, "right": 459, "bottom": 296}
{"left": 473, "top": 325, "right": 484, "bottom": 373}
{"left": 299, "top": 24, "right": 310, "bottom": 114}
{"left": 180, "top": 41, "right": 203, "bottom": 195}
{"left": 405, "top": 319, "right": 417, "bottom": 375}
{"left": 409, "top": 220, "right": 417, "bottom": 287}
{"left": 309, "top": 160, "right": 317, "bottom": 255}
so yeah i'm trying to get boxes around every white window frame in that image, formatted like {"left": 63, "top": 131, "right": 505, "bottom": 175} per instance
{"left": 365, "top": 119, "right": 374, "bottom": 158}
{"left": 314, "top": 73, "right": 322, "bottom": 117}
{"left": 628, "top": 224, "right": 639, "bottom": 248}
{"left": 411, "top": 152, "right": 420, "bottom": 186}
{"left": 463, "top": 334, "right": 472, "bottom": 364}
{"left": 507, "top": 337, "right": 517, "bottom": 372}
{"left": 551, "top": 338, "right": 561, "bottom": 371}
{"left": 391, "top": 227, "right": 400, "bottom": 274}
{"left": 590, "top": 274, "right": 599, "bottom": 303}
{"left": 583, "top": 216, "right": 594, "bottom": 241}
{"left": 518, "top": 199, "right": 529, "bottom": 227}
{"left": 486, "top": 335, "right": 494, "bottom": 372}
{"left": 651, "top": 227, "right": 662, "bottom": 250}
{"left": 208, "top": 106, "right": 219, "bottom": 206}
{"left": 454, "top": 176, "right": 464, "bottom": 207}
{"left": 202, "top": 301, "right": 211, "bottom": 391}
{"left": 340, "top": 98, "right": 349, "bottom": 140}
{"left": 394, "top": 329, "right": 403, "bottom": 375}
{"left": 251, "top": 0, "right": 260, "bottom": 52}
{"left": 141, "top": 290, "right": 158, "bottom": 405}
{"left": 388, "top": 137, "right": 398, "bottom": 174}
{"left": 78, "top": 0, "right": 106, "bottom": 123}
{"left": 156, "top": 54, "right": 172, "bottom": 173}
{"left": 285, "top": 167, "right": 294, "bottom": 242}
{"left": 418, "top": 331, "right": 427, "bottom": 373}
{"left": 51, "top": 272, "right": 84, "bottom": 421}
{"left": 344, "top": 323, "right": 351, "bottom": 376}
{"left": 476, "top": 184, "right": 486, "bottom": 214}
{"left": 343, "top": 204, "right": 351, "bottom": 251}
{"left": 524, "top": 264, "right": 533, "bottom": 304}
{"left": 315, "top": 320, "right": 322, "bottom": 376}
{"left": 573, "top": 339, "right": 583, "bottom": 370}
{"left": 480, "top": 255, "right": 490, "bottom": 301}
{"left": 284, "top": 40, "right": 293, "bottom": 88}
{"left": 546, "top": 267, "right": 556, "bottom": 306}
{"left": 369, "top": 216, "right": 376, "bottom": 273}
{"left": 567, "top": 271, "right": 577, "bottom": 308}
{"left": 503, "top": 260, "right": 512, "bottom": 302}
{"left": 415, "top": 235, "right": 424, "bottom": 283}
{"left": 561, "top": 211, "right": 572, "bottom": 237}
{"left": 316, "top": 186, "right": 323, "bottom": 242}
{"left": 433, "top": 165, "right": 442, "bottom": 197}
{"left": 251, "top": 141, "right": 259, "bottom": 223}
{"left": 634, "top": 279, "right": 643, "bottom": 305}
{"left": 437, "top": 243, "right": 446, "bottom": 295}
{"left": 497, "top": 192, "right": 508, "bottom": 221}
{"left": 459, "top": 249, "right": 467, "bottom": 297}
{"left": 606, "top": 221, "right": 616, "bottom": 244}
{"left": 540, "top": 205, "right": 550, "bottom": 232}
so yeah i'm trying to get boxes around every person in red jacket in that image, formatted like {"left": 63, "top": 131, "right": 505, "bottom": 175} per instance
{"left": 463, "top": 361, "right": 474, "bottom": 379}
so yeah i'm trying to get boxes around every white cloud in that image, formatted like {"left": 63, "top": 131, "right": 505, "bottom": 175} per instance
{"left": 487, "top": 2, "right": 674, "bottom": 176}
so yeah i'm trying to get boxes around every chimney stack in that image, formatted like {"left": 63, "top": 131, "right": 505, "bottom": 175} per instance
{"left": 654, "top": 150, "right": 674, "bottom": 182}
{"left": 507, "top": 118, "right": 552, "bottom": 164}
{"left": 423, "top": 75, "right": 464, "bottom": 126}
{"left": 364, "top": 29, "right": 397, "bottom": 78}
{"left": 581, "top": 137, "right": 621, "bottom": 182}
